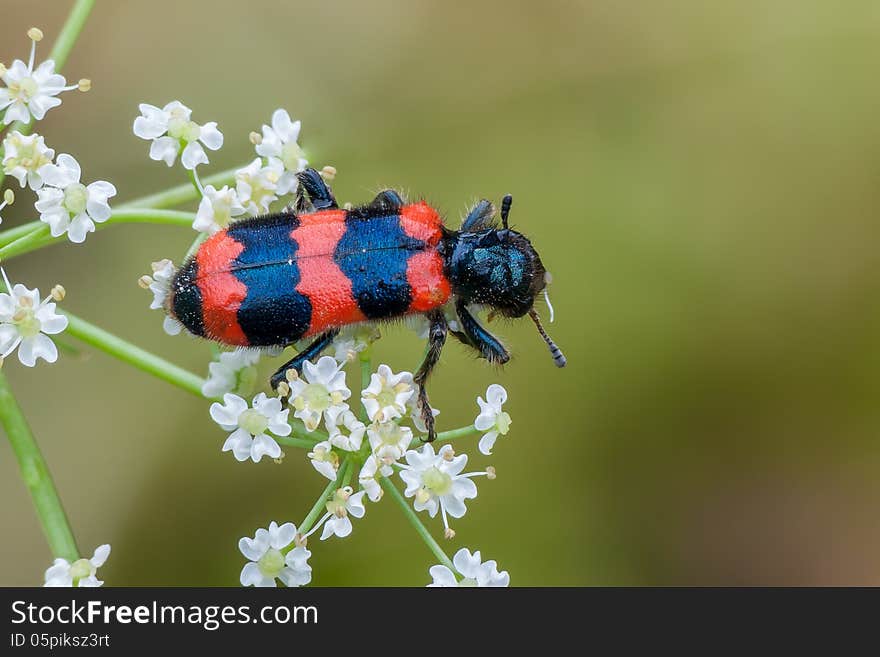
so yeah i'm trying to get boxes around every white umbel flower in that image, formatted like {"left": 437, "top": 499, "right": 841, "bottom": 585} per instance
{"left": 329, "top": 324, "right": 380, "bottom": 364}
{"left": 2, "top": 131, "right": 54, "bottom": 189}
{"left": 255, "top": 109, "right": 307, "bottom": 194}
{"left": 427, "top": 548, "right": 510, "bottom": 587}
{"left": 361, "top": 364, "right": 415, "bottom": 423}
{"left": 399, "top": 444, "right": 488, "bottom": 533}
{"left": 239, "top": 522, "right": 311, "bottom": 588}
{"left": 138, "top": 259, "right": 183, "bottom": 336}
{"left": 328, "top": 409, "right": 366, "bottom": 452}
{"left": 0, "top": 269, "right": 68, "bottom": 367}
{"left": 358, "top": 455, "right": 391, "bottom": 502}
{"left": 0, "top": 32, "right": 81, "bottom": 125}
{"left": 201, "top": 349, "right": 261, "bottom": 398}
{"left": 193, "top": 184, "right": 246, "bottom": 234}
{"left": 35, "top": 154, "right": 116, "bottom": 243}
{"left": 288, "top": 356, "right": 351, "bottom": 432}
{"left": 210, "top": 392, "right": 291, "bottom": 463}
{"left": 303, "top": 487, "right": 366, "bottom": 541}
{"left": 306, "top": 440, "right": 338, "bottom": 481}
{"left": 133, "top": 101, "right": 223, "bottom": 169}
{"left": 367, "top": 422, "right": 413, "bottom": 465}
{"left": 475, "top": 384, "right": 511, "bottom": 455}
{"left": 235, "top": 157, "right": 283, "bottom": 214}
{"left": 44, "top": 544, "right": 111, "bottom": 587}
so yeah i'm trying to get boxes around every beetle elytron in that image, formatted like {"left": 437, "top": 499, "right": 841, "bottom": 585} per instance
{"left": 168, "top": 168, "right": 565, "bottom": 440}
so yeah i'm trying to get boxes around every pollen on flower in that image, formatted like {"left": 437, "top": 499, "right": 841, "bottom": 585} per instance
{"left": 444, "top": 528, "right": 456, "bottom": 540}
{"left": 3, "top": 190, "right": 13, "bottom": 205}
{"left": 486, "top": 466, "right": 497, "bottom": 480}
{"left": 319, "top": 165, "right": 337, "bottom": 181}
{"left": 249, "top": 131, "right": 262, "bottom": 145}
{"left": 77, "top": 78, "right": 91, "bottom": 92}
{"left": 50, "top": 284, "right": 65, "bottom": 302}
{"left": 276, "top": 381, "right": 290, "bottom": 397}
{"left": 27, "top": 28, "right": 44, "bottom": 42}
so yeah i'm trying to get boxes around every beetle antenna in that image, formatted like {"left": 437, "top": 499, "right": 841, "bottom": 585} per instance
{"left": 528, "top": 309, "right": 566, "bottom": 367}
{"left": 500, "top": 194, "right": 512, "bottom": 230}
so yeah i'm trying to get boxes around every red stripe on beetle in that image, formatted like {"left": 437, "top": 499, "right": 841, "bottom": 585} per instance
{"left": 292, "top": 209, "right": 367, "bottom": 335}
{"left": 406, "top": 250, "right": 451, "bottom": 312}
{"left": 196, "top": 231, "right": 249, "bottom": 346}
{"left": 399, "top": 202, "right": 443, "bottom": 245}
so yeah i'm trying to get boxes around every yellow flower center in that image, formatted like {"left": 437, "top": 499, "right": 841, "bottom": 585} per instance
{"left": 257, "top": 548, "right": 284, "bottom": 578}
{"left": 63, "top": 183, "right": 88, "bottom": 216}
{"left": 281, "top": 141, "right": 304, "bottom": 171}
{"left": 69, "top": 558, "right": 92, "bottom": 582}
{"left": 238, "top": 408, "right": 268, "bottom": 435}
{"left": 422, "top": 466, "right": 453, "bottom": 497}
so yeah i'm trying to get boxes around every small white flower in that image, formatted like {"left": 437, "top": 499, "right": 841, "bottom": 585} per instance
{"left": 2, "top": 131, "right": 54, "bottom": 189}
{"left": 44, "top": 544, "right": 111, "bottom": 587}
{"left": 475, "top": 384, "right": 511, "bottom": 455}
{"left": 427, "top": 548, "right": 510, "bottom": 587}
{"left": 139, "top": 259, "right": 182, "bottom": 336}
{"left": 255, "top": 109, "right": 307, "bottom": 194}
{"left": 367, "top": 422, "right": 413, "bottom": 465}
{"left": 329, "top": 324, "right": 380, "bottom": 364}
{"left": 239, "top": 522, "right": 311, "bottom": 587}
{"left": 0, "top": 33, "right": 81, "bottom": 125}
{"left": 399, "top": 443, "right": 488, "bottom": 533}
{"left": 0, "top": 269, "right": 68, "bottom": 367}
{"left": 358, "top": 455, "right": 391, "bottom": 502}
{"left": 256, "top": 109, "right": 307, "bottom": 171}
{"left": 304, "top": 487, "right": 366, "bottom": 541}
{"left": 288, "top": 356, "right": 351, "bottom": 432}
{"left": 35, "top": 154, "right": 116, "bottom": 243}
{"left": 201, "top": 349, "right": 261, "bottom": 398}
{"left": 193, "top": 184, "right": 246, "bottom": 234}
{"left": 133, "top": 101, "right": 223, "bottom": 169}
{"left": 210, "top": 392, "right": 291, "bottom": 463}
{"left": 306, "top": 440, "right": 338, "bottom": 481}
{"left": 235, "top": 157, "right": 283, "bottom": 214}
{"left": 361, "top": 364, "right": 415, "bottom": 423}
{"left": 328, "top": 409, "right": 366, "bottom": 452}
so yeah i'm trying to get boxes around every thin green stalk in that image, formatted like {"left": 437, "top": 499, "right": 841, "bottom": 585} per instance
{"left": 359, "top": 352, "right": 372, "bottom": 422}
{"left": 64, "top": 311, "right": 205, "bottom": 398}
{"left": 0, "top": 221, "right": 43, "bottom": 248}
{"left": 117, "top": 165, "right": 243, "bottom": 211}
{"left": 8, "top": 0, "right": 96, "bottom": 140}
{"left": 429, "top": 425, "right": 480, "bottom": 445}
{"left": 298, "top": 458, "right": 350, "bottom": 536}
{"left": 0, "top": 210, "right": 195, "bottom": 260}
{"left": 381, "top": 477, "right": 454, "bottom": 571}
{"left": 0, "top": 370, "right": 79, "bottom": 562}
{"left": 275, "top": 435, "right": 321, "bottom": 450}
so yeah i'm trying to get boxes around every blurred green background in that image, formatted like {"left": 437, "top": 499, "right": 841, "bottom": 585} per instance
{"left": 1, "top": 0, "right": 879, "bottom": 586}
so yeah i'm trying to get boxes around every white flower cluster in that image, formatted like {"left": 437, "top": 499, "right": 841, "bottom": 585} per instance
{"left": 0, "top": 29, "right": 114, "bottom": 243}
{"left": 133, "top": 101, "right": 309, "bottom": 234}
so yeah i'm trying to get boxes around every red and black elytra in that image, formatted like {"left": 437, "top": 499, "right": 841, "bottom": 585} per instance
{"left": 169, "top": 168, "right": 565, "bottom": 440}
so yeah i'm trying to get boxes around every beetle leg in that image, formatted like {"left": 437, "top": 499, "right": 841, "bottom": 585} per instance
{"left": 414, "top": 309, "right": 448, "bottom": 442}
{"left": 454, "top": 300, "right": 510, "bottom": 364}
{"left": 296, "top": 168, "right": 338, "bottom": 210}
{"left": 369, "top": 189, "right": 404, "bottom": 212}
{"left": 270, "top": 329, "right": 340, "bottom": 392}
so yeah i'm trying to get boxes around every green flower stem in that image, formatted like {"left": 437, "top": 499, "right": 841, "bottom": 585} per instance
{"left": 0, "top": 210, "right": 195, "bottom": 259}
{"left": 359, "top": 352, "right": 372, "bottom": 422}
{"left": 289, "top": 424, "right": 327, "bottom": 443}
{"left": 0, "top": 370, "right": 79, "bottom": 562}
{"left": 428, "top": 425, "right": 480, "bottom": 444}
{"left": 298, "top": 458, "right": 350, "bottom": 536}
{"left": 63, "top": 311, "right": 205, "bottom": 398}
{"left": 381, "top": 477, "right": 455, "bottom": 571}
{"left": 275, "top": 435, "right": 321, "bottom": 450}
{"left": 6, "top": 0, "right": 96, "bottom": 141}
{"left": 116, "top": 165, "right": 244, "bottom": 212}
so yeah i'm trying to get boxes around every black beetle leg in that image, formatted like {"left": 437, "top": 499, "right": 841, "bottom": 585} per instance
{"left": 296, "top": 168, "right": 338, "bottom": 210}
{"left": 454, "top": 300, "right": 510, "bottom": 365}
{"left": 270, "top": 329, "right": 339, "bottom": 392}
{"left": 369, "top": 189, "right": 404, "bottom": 212}
{"left": 414, "top": 310, "right": 448, "bottom": 442}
